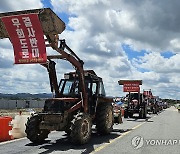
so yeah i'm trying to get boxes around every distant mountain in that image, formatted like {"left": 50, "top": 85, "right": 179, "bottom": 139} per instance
{"left": 0, "top": 93, "right": 52, "bottom": 100}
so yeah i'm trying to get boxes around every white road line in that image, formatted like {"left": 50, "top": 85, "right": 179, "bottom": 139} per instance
{"left": 0, "top": 137, "right": 26, "bottom": 145}
{"left": 0, "top": 130, "right": 57, "bottom": 145}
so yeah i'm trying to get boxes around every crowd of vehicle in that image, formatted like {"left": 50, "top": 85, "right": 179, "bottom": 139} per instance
{"left": 113, "top": 90, "right": 169, "bottom": 120}
{"left": 0, "top": 8, "right": 171, "bottom": 146}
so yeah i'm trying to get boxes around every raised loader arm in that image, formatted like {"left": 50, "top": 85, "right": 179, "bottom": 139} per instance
{"left": 0, "top": 8, "right": 88, "bottom": 113}
{"left": 44, "top": 39, "right": 88, "bottom": 113}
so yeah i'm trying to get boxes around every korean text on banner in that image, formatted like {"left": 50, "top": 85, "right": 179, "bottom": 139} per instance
{"left": 1, "top": 14, "right": 47, "bottom": 64}
{"left": 123, "top": 82, "right": 140, "bottom": 92}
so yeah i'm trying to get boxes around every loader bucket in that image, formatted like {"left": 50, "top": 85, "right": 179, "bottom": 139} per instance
{"left": 0, "top": 8, "right": 65, "bottom": 39}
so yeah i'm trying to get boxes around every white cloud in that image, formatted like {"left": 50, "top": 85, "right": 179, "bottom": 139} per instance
{"left": 0, "top": 0, "right": 43, "bottom": 12}
{"left": 0, "top": 0, "right": 46, "bottom": 94}
{"left": 0, "top": 0, "right": 179, "bottom": 99}
{"left": 133, "top": 52, "right": 180, "bottom": 73}
{"left": 170, "top": 38, "right": 180, "bottom": 50}
{"left": 132, "top": 52, "right": 180, "bottom": 98}
{"left": 51, "top": 0, "right": 180, "bottom": 99}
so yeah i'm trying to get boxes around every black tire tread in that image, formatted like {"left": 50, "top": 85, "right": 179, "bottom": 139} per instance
{"left": 70, "top": 113, "right": 91, "bottom": 145}
{"left": 25, "top": 115, "right": 49, "bottom": 143}
{"left": 96, "top": 103, "right": 113, "bottom": 135}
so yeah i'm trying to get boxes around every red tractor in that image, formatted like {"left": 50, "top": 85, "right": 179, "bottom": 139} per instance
{"left": 144, "top": 90, "right": 158, "bottom": 114}
{"left": 118, "top": 80, "right": 147, "bottom": 119}
{"left": 0, "top": 8, "right": 122, "bottom": 144}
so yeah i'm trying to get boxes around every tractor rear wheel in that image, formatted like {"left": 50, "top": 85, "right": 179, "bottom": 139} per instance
{"left": 70, "top": 113, "right": 92, "bottom": 144}
{"left": 139, "top": 107, "right": 147, "bottom": 119}
{"left": 143, "top": 105, "right": 147, "bottom": 118}
{"left": 65, "top": 127, "right": 71, "bottom": 135}
{"left": 124, "top": 109, "right": 128, "bottom": 118}
{"left": 64, "top": 122, "right": 72, "bottom": 135}
{"left": 25, "top": 115, "right": 49, "bottom": 143}
{"left": 96, "top": 103, "right": 113, "bottom": 135}
{"left": 114, "top": 113, "right": 123, "bottom": 124}
{"left": 128, "top": 112, "right": 133, "bottom": 118}
{"left": 139, "top": 108, "right": 144, "bottom": 118}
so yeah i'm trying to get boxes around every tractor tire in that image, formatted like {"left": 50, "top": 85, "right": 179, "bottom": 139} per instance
{"left": 25, "top": 115, "right": 49, "bottom": 143}
{"left": 128, "top": 112, "right": 133, "bottom": 118}
{"left": 154, "top": 108, "right": 157, "bottom": 114}
{"left": 124, "top": 110, "right": 128, "bottom": 118}
{"left": 139, "top": 107, "right": 147, "bottom": 119}
{"left": 70, "top": 113, "right": 92, "bottom": 144}
{"left": 155, "top": 105, "right": 159, "bottom": 114}
{"left": 139, "top": 108, "right": 144, "bottom": 119}
{"left": 96, "top": 103, "right": 113, "bottom": 135}
{"left": 114, "top": 113, "right": 123, "bottom": 124}
{"left": 64, "top": 122, "right": 72, "bottom": 136}
{"left": 64, "top": 127, "right": 71, "bottom": 135}
{"left": 143, "top": 106, "right": 147, "bottom": 118}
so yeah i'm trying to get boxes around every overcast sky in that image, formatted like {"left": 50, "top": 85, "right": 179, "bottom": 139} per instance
{"left": 0, "top": 0, "right": 179, "bottom": 99}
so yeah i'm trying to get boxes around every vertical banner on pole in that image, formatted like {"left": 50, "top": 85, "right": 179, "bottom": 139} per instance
{"left": 1, "top": 14, "right": 47, "bottom": 64}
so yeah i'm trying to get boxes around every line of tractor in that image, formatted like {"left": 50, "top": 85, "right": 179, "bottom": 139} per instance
{"left": 0, "top": 8, "right": 169, "bottom": 145}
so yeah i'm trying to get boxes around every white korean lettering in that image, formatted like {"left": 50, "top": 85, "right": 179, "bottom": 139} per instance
{"left": 29, "top": 38, "right": 37, "bottom": 48}
{"left": 22, "top": 17, "right": 32, "bottom": 27}
{"left": 32, "top": 48, "right": 39, "bottom": 58}
{"left": 11, "top": 18, "right": 21, "bottom": 27}
{"left": 16, "top": 29, "right": 25, "bottom": 38}
{"left": 22, "top": 49, "right": 29, "bottom": 58}
{"left": 27, "top": 27, "right": 35, "bottom": 37}
{"left": 20, "top": 39, "right": 28, "bottom": 48}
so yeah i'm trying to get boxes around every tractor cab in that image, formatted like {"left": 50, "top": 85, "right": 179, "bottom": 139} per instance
{"left": 59, "top": 70, "right": 106, "bottom": 98}
{"left": 43, "top": 70, "right": 107, "bottom": 115}
{"left": 57, "top": 70, "right": 106, "bottom": 115}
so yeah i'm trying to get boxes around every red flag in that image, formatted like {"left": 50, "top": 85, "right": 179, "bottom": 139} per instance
{"left": 1, "top": 14, "right": 47, "bottom": 64}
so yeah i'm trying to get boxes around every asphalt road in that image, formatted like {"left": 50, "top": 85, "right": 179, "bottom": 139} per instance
{"left": 0, "top": 106, "right": 179, "bottom": 154}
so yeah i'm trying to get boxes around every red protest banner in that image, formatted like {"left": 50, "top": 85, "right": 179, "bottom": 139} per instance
{"left": 1, "top": 14, "right": 47, "bottom": 64}
{"left": 123, "top": 86, "right": 140, "bottom": 92}
{"left": 123, "top": 81, "right": 140, "bottom": 92}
